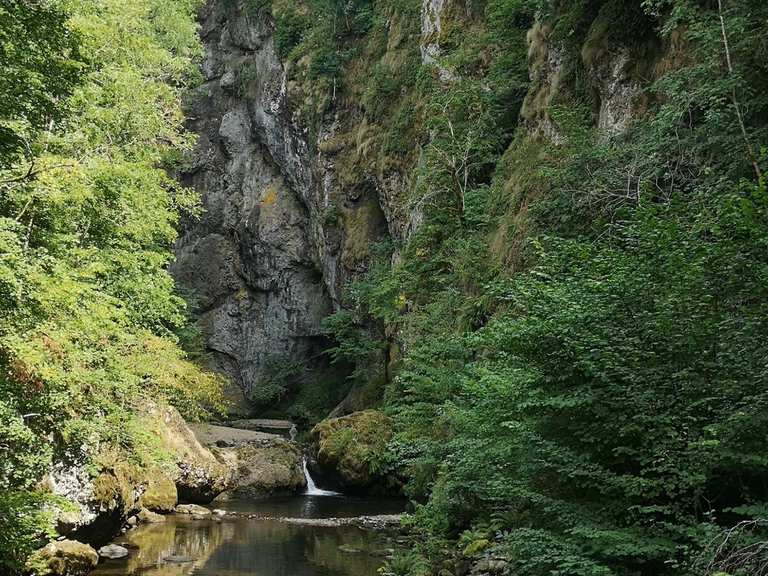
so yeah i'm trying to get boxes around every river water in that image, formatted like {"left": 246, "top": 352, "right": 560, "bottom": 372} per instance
{"left": 90, "top": 495, "right": 406, "bottom": 576}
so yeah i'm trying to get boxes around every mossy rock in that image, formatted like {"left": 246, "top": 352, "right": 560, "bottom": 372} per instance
{"left": 310, "top": 410, "right": 401, "bottom": 494}
{"left": 27, "top": 540, "right": 98, "bottom": 576}
{"left": 138, "top": 473, "right": 177, "bottom": 512}
{"left": 227, "top": 438, "right": 306, "bottom": 497}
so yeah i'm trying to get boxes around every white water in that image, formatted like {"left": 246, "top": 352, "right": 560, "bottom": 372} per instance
{"left": 302, "top": 458, "right": 340, "bottom": 496}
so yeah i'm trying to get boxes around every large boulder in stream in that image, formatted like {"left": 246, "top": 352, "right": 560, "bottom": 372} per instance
{"left": 191, "top": 423, "right": 306, "bottom": 497}
{"left": 309, "top": 410, "right": 402, "bottom": 495}
{"left": 154, "top": 405, "right": 230, "bottom": 504}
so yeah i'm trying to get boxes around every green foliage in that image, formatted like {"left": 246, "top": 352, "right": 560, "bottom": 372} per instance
{"left": 251, "top": 356, "right": 305, "bottom": 405}
{"left": 0, "top": 0, "right": 85, "bottom": 167}
{"left": 273, "top": 7, "right": 309, "bottom": 59}
{"left": 379, "top": 551, "right": 430, "bottom": 576}
{"left": 0, "top": 0, "right": 223, "bottom": 570}
{"left": 325, "top": 0, "right": 768, "bottom": 574}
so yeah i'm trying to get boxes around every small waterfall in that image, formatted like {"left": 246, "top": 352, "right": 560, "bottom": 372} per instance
{"left": 302, "top": 458, "right": 339, "bottom": 496}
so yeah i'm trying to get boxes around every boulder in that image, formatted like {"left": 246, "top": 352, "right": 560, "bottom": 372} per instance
{"left": 98, "top": 544, "right": 129, "bottom": 559}
{"left": 191, "top": 423, "right": 306, "bottom": 497}
{"left": 310, "top": 410, "right": 401, "bottom": 494}
{"left": 151, "top": 406, "right": 230, "bottom": 503}
{"left": 225, "top": 437, "right": 306, "bottom": 497}
{"left": 44, "top": 404, "right": 226, "bottom": 548}
{"left": 28, "top": 540, "right": 98, "bottom": 576}
{"left": 175, "top": 503, "right": 211, "bottom": 515}
{"left": 46, "top": 461, "right": 148, "bottom": 544}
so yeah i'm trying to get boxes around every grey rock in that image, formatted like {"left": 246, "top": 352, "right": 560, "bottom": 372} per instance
{"left": 98, "top": 544, "right": 129, "bottom": 560}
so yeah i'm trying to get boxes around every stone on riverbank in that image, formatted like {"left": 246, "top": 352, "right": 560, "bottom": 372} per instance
{"left": 43, "top": 404, "right": 228, "bottom": 549}
{"left": 138, "top": 508, "right": 166, "bottom": 523}
{"left": 175, "top": 504, "right": 211, "bottom": 515}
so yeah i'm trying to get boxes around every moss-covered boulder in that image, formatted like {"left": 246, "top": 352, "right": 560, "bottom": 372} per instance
{"left": 46, "top": 460, "right": 149, "bottom": 544}
{"left": 27, "top": 540, "right": 98, "bottom": 576}
{"left": 226, "top": 437, "right": 306, "bottom": 497}
{"left": 310, "top": 410, "right": 401, "bottom": 494}
{"left": 44, "top": 404, "right": 226, "bottom": 552}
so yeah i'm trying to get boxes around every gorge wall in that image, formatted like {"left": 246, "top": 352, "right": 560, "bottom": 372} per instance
{"left": 173, "top": 0, "right": 676, "bottom": 416}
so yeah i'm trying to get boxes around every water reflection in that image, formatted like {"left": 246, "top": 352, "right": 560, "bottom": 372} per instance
{"left": 217, "top": 494, "right": 405, "bottom": 519}
{"left": 91, "top": 496, "right": 404, "bottom": 576}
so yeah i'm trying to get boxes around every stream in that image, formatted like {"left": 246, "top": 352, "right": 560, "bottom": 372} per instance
{"left": 90, "top": 490, "right": 406, "bottom": 575}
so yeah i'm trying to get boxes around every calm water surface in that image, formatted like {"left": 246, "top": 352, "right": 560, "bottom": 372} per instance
{"left": 91, "top": 495, "right": 405, "bottom": 576}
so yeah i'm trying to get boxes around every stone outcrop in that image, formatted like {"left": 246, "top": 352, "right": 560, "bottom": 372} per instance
{"left": 172, "top": 0, "right": 334, "bottom": 414}
{"left": 191, "top": 422, "right": 306, "bottom": 497}
{"left": 172, "top": 0, "right": 404, "bottom": 412}
{"left": 44, "top": 404, "right": 228, "bottom": 548}
{"left": 153, "top": 405, "right": 230, "bottom": 504}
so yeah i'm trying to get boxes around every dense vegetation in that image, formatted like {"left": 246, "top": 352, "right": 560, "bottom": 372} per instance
{"left": 273, "top": 0, "right": 768, "bottom": 574}
{"left": 0, "top": 0, "right": 222, "bottom": 572}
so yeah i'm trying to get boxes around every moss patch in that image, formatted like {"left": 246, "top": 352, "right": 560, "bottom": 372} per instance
{"left": 138, "top": 473, "right": 177, "bottom": 512}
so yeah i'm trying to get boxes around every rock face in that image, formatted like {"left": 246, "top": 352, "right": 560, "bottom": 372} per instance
{"left": 172, "top": 0, "right": 405, "bottom": 412}
{"left": 28, "top": 540, "right": 98, "bottom": 576}
{"left": 191, "top": 422, "right": 306, "bottom": 497}
{"left": 172, "top": 0, "right": 677, "bottom": 422}
{"left": 172, "top": 0, "right": 334, "bottom": 414}
{"left": 310, "top": 410, "right": 401, "bottom": 494}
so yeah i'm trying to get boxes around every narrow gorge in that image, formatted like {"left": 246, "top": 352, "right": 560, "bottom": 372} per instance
{"left": 1, "top": 0, "right": 767, "bottom": 575}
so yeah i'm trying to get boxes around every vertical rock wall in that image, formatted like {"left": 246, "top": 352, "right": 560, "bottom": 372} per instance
{"left": 172, "top": 3, "right": 332, "bottom": 412}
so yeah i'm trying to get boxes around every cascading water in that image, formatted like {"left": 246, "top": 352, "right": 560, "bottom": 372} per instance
{"left": 302, "top": 457, "right": 340, "bottom": 496}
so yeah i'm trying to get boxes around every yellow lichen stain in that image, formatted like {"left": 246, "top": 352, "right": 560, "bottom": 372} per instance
{"left": 235, "top": 287, "right": 249, "bottom": 302}
{"left": 261, "top": 185, "right": 278, "bottom": 208}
